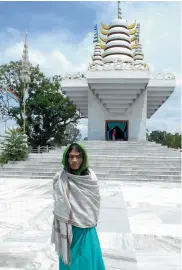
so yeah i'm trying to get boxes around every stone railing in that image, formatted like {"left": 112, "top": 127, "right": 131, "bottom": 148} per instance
{"left": 61, "top": 66, "right": 175, "bottom": 81}
{"left": 28, "top": 145, "right": 58, "bottom": 153}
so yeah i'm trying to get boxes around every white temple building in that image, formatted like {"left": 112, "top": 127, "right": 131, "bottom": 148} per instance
{"left": 61, "top": 4, "right": 176, "bottom": 141}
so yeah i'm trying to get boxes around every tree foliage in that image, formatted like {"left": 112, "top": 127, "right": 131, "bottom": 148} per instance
{"left": 0, "top": 61, "right": 82, "bottom": 147}
{"left": 0, "top": 61, "right": 24, "bottom": 124}
{"left": 0, "top": 127, "right": 28, "bottom": 164}
{"left": 147, "top": 130, "right": 181, "bottom": 149}
{"left": 48, "top": 123, "right": 82, "bottom": 146}
{"left": 63, "top": 123, "right": 82, "bottom": 145}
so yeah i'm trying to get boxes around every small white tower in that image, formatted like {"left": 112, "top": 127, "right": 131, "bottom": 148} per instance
{"left": 91, "top": 24, "right": 103, "bottom": 66}
{"left": 134, "top": 23, "right": 145, "bottom": 65}
{"left": 92, "top": 43, "right": 103, "bottom": 65}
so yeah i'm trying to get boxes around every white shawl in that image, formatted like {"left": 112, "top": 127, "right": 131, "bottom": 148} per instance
{"left": 51, "top": 168, "right": 100, "bottom": 265}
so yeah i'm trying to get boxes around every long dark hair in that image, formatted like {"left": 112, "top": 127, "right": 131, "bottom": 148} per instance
{"left": 64, "top": 143, "right": 89, "bottom": 175}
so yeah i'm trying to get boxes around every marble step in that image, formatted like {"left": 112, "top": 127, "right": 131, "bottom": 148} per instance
{"left": 79, "top": 145, "right": 171, "bottom": 148}
{"left": 108, "top": 170, "right": 181, "bottom": 176}
{"left": 0, "top": 172, "right": 180, "bottom": 182}
{"left": 91, "top": 163, "right": 181, "bottom": 167}
{"left": 32, "top": 148, "right": 172, "bottom": 153}
{"left": 32, "top": 151, "right": 179, "bottom": 157}
{"left": 79, "top": 143, "right": 168, "bottom": 147}
{"left": 0, "top": 167, "right": 180, "bottom": 176}
{"left": 29, "top": 143, "right": 168, "bottom": 147}
{"left": 27, "top": 153, "right": 181, "bottom": 158}
{"left": 27, "top": 153, "right": 181, "bottom": 159}
{"left": 2, "top": 162, "right": 180, "bottom": 168}
{"left": 80, "top": 145, "right": 173, "bottom": 150}
{"left": 0, "top": 166, "right": 180, "bottom": 173}
{"left": 5, "top": 159, "right": 181, "bottom": 166}
{"left": 98, "top": 173, "right": 181, "bottom": 181}
{"left": 75, "top": 150, "right": 178, "bottom": 153}
{"left": 28, "top": 162, "right": 181, "bottom": 168}
{"left": 83, "top": 147, "right": 176, "bottom": 151}
{"left": 25, "top": 159, "right": 181, "bottom": 164}
{"left": 85, "top": 149, "right": 174, "bottom": 153}
{"left": 29, "top": 146, "right": 171, "bottom": 150}
{"left": 1, "top": 164, "right": 180, "bottom": 171}
{"left": 0, "top": 170, "right": 180, "bottom": 178}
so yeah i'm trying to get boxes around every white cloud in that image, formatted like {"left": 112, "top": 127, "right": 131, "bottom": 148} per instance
{"left": 0, "top": 1, "right": 181, "bottom": 136}
{"left": 2, "top": 30, "right": 95, "bottom": 79}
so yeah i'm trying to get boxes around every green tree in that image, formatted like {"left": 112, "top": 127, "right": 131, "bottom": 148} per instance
{"left": 147, "top": 130, "right": 181, "bottom": 149}
{"left": 0, "top": 61, "right": 82, "bottom": 147}
{"left": 0, "top": 127, "right": 28, "bottom": 164}
{"left": 0, "top": 61, "right": 25, "bottom": 125}
{"left": 48, "top": 123, "right": 82, "bottom": 146}
{"left": 173, "top": 133, "right": 181, "bottom": 149}
{"left": 163, "top": 132, "right": 181, "bottom": 149}
{"left": 63, "top": 123, "right": 82, "bottom": 145}
{"left": 147, "top": 130, "right": 167, "bottom": 144}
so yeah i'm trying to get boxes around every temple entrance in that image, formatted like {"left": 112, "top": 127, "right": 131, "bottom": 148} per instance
{"left": 105, "top": 120, "right": 129, "bottom": 141}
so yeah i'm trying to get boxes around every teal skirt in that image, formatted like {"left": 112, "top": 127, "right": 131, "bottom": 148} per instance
{"left": 59, "top": 225, "right": 106, "bottom": 270}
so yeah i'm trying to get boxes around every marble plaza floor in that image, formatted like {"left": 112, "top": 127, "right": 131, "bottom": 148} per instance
{"left": 0, "top": 177, "right": 181, "bottom": 270}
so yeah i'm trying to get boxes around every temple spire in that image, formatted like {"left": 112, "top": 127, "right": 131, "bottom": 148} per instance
{"left": 20, "top": 31, "right": 31, "bottom": 85}
{"left": 117, "top": 1, "right": 122, "bottom": 19}
{"left": 22, "top": 31, "right": 29, "bottom": 65}
{"left": 136, "top": 23, "right": 140, "bottom": 43}
{"left": 93, "top": 24, "right": 99, "bottom": 43}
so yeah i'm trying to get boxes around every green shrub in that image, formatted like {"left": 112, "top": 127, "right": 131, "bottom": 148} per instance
{"left": 0, "top": 128, "right": 28, "bottom": 164}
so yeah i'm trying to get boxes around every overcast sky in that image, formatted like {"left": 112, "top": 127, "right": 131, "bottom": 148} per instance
{"left": 0, "top": 1, "right": 181, "bottom": 138}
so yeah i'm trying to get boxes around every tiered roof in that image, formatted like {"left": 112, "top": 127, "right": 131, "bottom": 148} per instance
{"left": 90, "top": 2, "right": 146, "bottom": 67}
{"left": 99, "top": 19, "right": 136, "bottom": 63}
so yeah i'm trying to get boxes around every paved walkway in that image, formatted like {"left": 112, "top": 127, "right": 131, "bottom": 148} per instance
{"left": 0, "top": 178, "right": 181, "bottom": 270}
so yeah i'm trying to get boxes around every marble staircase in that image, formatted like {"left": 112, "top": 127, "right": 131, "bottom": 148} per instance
{"left": 0, "top": 141, "right": 181, "bottom": 182}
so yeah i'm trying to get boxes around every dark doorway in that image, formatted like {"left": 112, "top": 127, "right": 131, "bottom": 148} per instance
{"left": 105, "top": 120, "right": 128, "bottom": 141}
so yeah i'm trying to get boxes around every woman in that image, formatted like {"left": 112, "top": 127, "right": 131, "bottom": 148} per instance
{"left": 112, "top": 129, "right": 116, "bottom": 141}
{"left": 51, "top": 143, "right": 105, "bottom": 270}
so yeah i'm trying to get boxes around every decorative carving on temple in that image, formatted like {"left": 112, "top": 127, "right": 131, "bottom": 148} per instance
{"left": 88, "top": 59, "right": 149, "bottom": 71}
{"left": 62, "top": 73, "right": 86, "bottom": 80}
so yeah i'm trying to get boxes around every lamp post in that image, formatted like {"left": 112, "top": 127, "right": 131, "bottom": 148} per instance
{"left": 20, "top": 32, "right": 31, "bottom": 133}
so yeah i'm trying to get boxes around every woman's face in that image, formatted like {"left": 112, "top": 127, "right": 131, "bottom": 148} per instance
{"left": 68, "top": 148, "right": 83, "bottom": 171}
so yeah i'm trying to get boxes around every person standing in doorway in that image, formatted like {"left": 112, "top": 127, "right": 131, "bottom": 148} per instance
{"left": 51, "top": 143, "right": 106, "bottom": 270}
{"left": 112, "top": 128, "right": 116, "bottom": 141}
